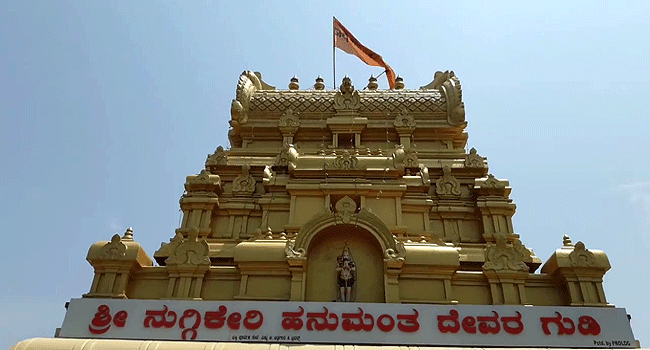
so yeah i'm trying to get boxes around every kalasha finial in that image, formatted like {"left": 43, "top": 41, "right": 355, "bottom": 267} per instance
{"left": 394, "top": 75, "right": 405, "bottom": 90}
{"left": 563, "top": 234, "right": 573, "bottom": 247}
{"left": 289, "top": 76, "right": 299, "bottom": 90}
{"left": 122, "top": 227, "right": 134, "bottom": 240}
{"left": 314, "top": 75, "right": 325, "bottom": 90}
{"left": 367, "top": 75, "right": 378, "bottom": 90}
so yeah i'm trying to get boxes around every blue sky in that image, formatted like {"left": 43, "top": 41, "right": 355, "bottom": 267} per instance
{"left": 2, "top": 1, "right": 649, "bottom": 348}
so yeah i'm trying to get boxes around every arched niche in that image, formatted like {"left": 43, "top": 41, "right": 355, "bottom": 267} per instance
{"left": 304, "top": 224, "right": 385, "bottom": 303}
{"left": 294, "top": 208, "right": 398, "bottom": 256}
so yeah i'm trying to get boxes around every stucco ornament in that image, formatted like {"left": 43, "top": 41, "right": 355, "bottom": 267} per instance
{"left": 419, "top": 165, "right": 430, "bottom": 185}
{"left": 155, "top": 232, "right": 184, "bottom": 258}
{"left": 273, "top": 144, "right": 298, "bottom": 171}
{"left": 403, "top": 148, "right": 419, "bottom": 168}
{"left": 101, "top": 234, "right": 127, "bottom": 259}
{"left": 333, "top": 76, "right": 361, "bottom": 110}
{"left": 327, "top": 150, "right": 362, "bottom": 170}
{"left": 205, "top": 146, "right": 228, "bottom": 167}
{"left": 336, "top": 246, "right": 356, "bottom": 302}
{"left": 384, "top": 239, "right": 406, "bottom": 262}
{"left": 483, "top": 174, "right": 505, "bottom": 188}
{"left": 569, "top": 241, "right": 597, "bottom": 267}
{"left": 393, "top": 109, "right": 416, "bottom": 129}
{"left": 285, "top": 239, "right": 305, "bottom": 259}
{"left": 278, "top": 108, "right": 300, "bottom": 128}
{"left": 465, "top": 147, "right": 485, "bottom": 168}
{"left": 483, "top": 234, "right": 530, "bottom": 272}
{"left": 232, "top": 164, "right": 256, "bottom": 196}
{"left": 165, "top": 227, "right": 210, "bottom": 266}
{"left": 335, "top": 196, "right": 357, "bottom": 224}
{"left": 435, "top": 165, "right": 461, "bottom": 197}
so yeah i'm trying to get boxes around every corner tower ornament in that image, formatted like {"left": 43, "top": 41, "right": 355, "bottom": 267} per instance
{"left": 28, "top": 68, "right": 638, "bottom": 349}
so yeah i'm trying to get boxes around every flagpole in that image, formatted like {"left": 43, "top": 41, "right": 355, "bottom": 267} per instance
{"left": 332, "top": 16, "right": 336, "bottom": 89}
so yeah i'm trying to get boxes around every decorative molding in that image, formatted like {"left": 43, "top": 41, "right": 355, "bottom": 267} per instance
{"left": 278, "top": 108, "right": 300, "bottom": 128}
{"left": 384, "top": 240, "right": 406, "bottom": 262}
{"left": 285, "top": 239, "right": 305, "bottom": 259}
{"left": 232, "top": 164, "right": 256, "bottom": 196}
{"left": 403, "top": 148, "right": 419, "bottom": 168}
{"left": 393, "top": 109, "right": 415, "bottom": 129}
{"left": 483, "top": 235, "right": 530, "bottom": 272}
{"left": 100, "top": 234, "right": 127, "bottom": 259}
{"left": 165, "top": 228, "right": 210, "bottom": 266}
{"left": 438, "top": 73, "right": 465, "bottom": 125}
{"left": 333, "top": 76, "right": 361, "bottom": 111}
{"left": 206, "top": 146, "right": 227, "bottom": 167}
{"left": 326, "top": 150, "right": 363, "bottom": 170}
{"left": 155, "top": 232, "right": 184, "bottom": 258}
{"left": 273, "top": 144, "right": 299, "bottom": 171}
{"left": 483, "top": 174, "right": 505, "bottom": 188}
{"left": 334, "top": 196, "right": 358, "bottom": 224}
{"left": 435, "top": 165, "right": 461, "bottom": 197}
{"left": 465, "top": 147, "right": 485, "bottom": 168}
{"left": 569, "top": 241, "right": 597, "bottom": 267}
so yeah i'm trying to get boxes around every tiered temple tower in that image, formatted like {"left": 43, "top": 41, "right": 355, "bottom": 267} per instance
{"left": 84, "top": 71, "right": 612, "bottom": 306}
{"left": 14, "top": 71, "right": 636, "bottom": 349}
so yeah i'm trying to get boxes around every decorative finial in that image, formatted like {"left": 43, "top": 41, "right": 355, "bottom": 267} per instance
{"left": 314, "top": 75, "right": 325, "bottom": 90}
{"left": 394, "top": 75, "right": 404, "bottom": 90}
{"left": 367, "top": 75, "right": 378, "bottom": 90}
{"left": 563, "top": 234, "right": 573, "bottom": 247}
{"left": 265, "top": 227, "right": 273, "bottom": 239}
{"left": 122, "top": 227, "right": 134, "bottom": 240}
{"left": 289, "top": 76, "right": 299, "bottom": 90}
{"left": 340, "top": 75, "right": 354, "bottom": 93}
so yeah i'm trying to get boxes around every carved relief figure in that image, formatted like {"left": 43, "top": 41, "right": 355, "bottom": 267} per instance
{"left": 336, "top": 246, "right": 356, "bottom": 302}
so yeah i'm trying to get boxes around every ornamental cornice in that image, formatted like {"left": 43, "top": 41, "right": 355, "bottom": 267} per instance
{"left": 231, "top": 71, "right": 463, "bottom": 126}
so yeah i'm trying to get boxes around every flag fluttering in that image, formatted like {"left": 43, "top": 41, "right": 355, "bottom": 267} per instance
{"left": 333, "top": 17, "right": 396, "bottom": 89}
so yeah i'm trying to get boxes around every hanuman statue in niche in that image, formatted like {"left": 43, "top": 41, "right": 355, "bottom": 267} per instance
{"left": 336, "top": 246, "right": 356, "bottom": 302}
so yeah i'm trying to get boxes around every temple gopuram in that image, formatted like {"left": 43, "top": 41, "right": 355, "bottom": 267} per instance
{"left": 12, "top": 71, "right": 639, "bottom": 349}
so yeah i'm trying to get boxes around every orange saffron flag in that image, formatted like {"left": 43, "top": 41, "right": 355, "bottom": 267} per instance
{"left": 334, "top": 17, "right": 396, "bottom": 89}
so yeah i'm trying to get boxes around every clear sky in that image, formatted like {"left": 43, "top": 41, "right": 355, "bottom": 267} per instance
{"left": 2, "top": 1, "right": 649, "bottom": 348}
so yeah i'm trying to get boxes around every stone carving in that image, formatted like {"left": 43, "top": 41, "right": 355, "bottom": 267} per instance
{"left": 327, "top": 150, "right": 362, "bottom": 170}
{"left": 155, "top": 232, "right": 184, "bottom": 258}
{"left": 384, "top": 240, "right": 406, "bottom": 262}
{"left": 206, "top": 146, "right": 228, "bottom": 167}
{"left": 465, "top": 147, "right": 485, "bottom": 168}
{"left": 165, "top": 227, "right": 210, "bottom": 266}
{"left": 232, "top": 164, "right": 256, "bottom": 196}
{"left": 420, "top": 70, "right": 456, "bottom": 90}
{"left": 483, "top": 235, "right": 530, "bottom": 272}
{"left": 483, "top": 174, "right": 505, "bottom": 188}
{"left": 278, "top": 109, "right": 300, "bottom": 128}
{"left": 393, "top": 109, "right": 415, "bottom": 129}
{"left": 230, "top": 71, "right": 261, "bottom": 127}
{"left": 101, "top": 234, "right": 127, "bottom": 259}
{"left": 403, "top": 148, "right": 419, "bottom": 168}
{"left": 419, "top": 165, "right": 430, "bottom": 185}
{"left": 333, "top": 76, "right": 361, "bottom": 111}
{"left": 435, "top": 165, "right": 461, "bottom": 197}
{"left": 273, "top": 144, "right": 299, "bottom": 171}
{"left": 569, "top": 241, "right": 597, "bottom": 267}
{"left": 392, "top": 145, "right": 405, "bottom": 170}
{"left": 285, "top": 239, "right": 305, "bottom": 259}
{"left": 438, "top": 72, "right": 465, "bottom": 125}
{"left": 336, "top": 246, "right": 356, "bottom": 302}
{"left": 335, "top": 196, "right": 357, "bottom": 224}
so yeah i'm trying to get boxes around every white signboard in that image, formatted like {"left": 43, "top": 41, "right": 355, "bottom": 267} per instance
{"left": 59, "top": 298, "right": 636, "bottom": 348}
